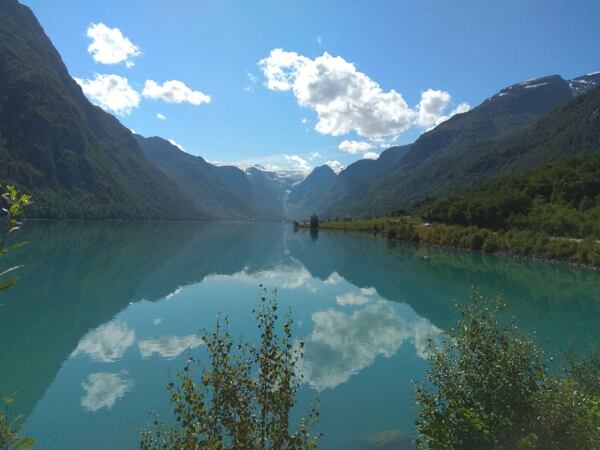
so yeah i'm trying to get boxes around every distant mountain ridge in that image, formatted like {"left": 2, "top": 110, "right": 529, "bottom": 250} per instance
{"left": 286, "top": 164, "right": 337, "bottom": 218}
{"left": 136, "top": 135, "right": 288, "bottom": 220}
{"left": 291, "top": 72, "right": 600, "bottom": 219}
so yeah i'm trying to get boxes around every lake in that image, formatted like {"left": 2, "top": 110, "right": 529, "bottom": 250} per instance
{"left": 1, "top": 222, "right": 599, "bottom": 450}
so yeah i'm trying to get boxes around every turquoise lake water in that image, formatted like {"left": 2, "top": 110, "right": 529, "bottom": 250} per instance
{"left": 1, "top": 222, "right": 599, "bottom": 450}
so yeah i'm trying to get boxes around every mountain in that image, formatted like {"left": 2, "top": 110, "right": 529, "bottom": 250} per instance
{"left": 0, "top": 0, "right": 202, "bottom": 219}
{"left": 319, "top": 74, "right": 599, "bottom": 217}
{"left": 135, "top": 135, "right": 286, "bottom": 220}
{"left": 315, "top": 146, "right": 412, "bottom": 219}
{"left": 287, "top": 164, "right": 337, "bottom": 218}
{"left": 570, "top": 72, "right": 600, "bottom": 96}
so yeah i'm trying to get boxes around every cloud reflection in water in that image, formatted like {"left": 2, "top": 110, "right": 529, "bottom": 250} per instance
{"left": 81, "top": 372, "right": 134, "bottom": 412}
{"left": 299, "top": 301, "right": 440, "bottom": 390}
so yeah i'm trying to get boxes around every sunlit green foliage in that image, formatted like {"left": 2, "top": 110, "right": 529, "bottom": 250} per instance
{"left": 421, "top": 154, "right": 600, "bottom": 239}
{"left": 0, "top": 185, "right": 31, "bottom": 293}
{"left": 420, "top": 224, "right": 600, "bottom": 267}
{"left": 140, "top": 290, "right": 319, "bottom": 450}
{"left": 415, "top": 290, "right": 600, "bottom": 450}
{"left": 0, "top": 186, "right": 35, "bottom": 449}
{"left": 0, "top": 396, "right": 35, "bottom": 450}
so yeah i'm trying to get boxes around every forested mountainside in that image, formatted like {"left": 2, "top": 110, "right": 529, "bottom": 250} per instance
{"left": 0, "top": 0, "right": 203, "bottom": 219}
{"left": 421, "top": 153, "right": 600, "bottom": 239}
{"left": 286, "top": 164, "right": 337, "bottom": 219}
{"left": 313, "top": 75, "right": 598, "bottom": 218}
{"left": 295, "top": 145, "right": 410, "bottom": 219}
{"left": 136, "top": 136, "right": 286, "bottom": 220}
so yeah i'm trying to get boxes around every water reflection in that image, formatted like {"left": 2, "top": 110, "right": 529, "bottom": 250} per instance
{"left": 336, "top": 286, "right": 377, "bottom": 305}
{"left": 81, "top": 372, "right": 134, "bottom": 412}
{"left": 72, "top": 321, "right": 136, "bottom": 363}
{"left": 363, "top": 429, "right": 416, "bottom": 450}
{"left": 299, "top": 300, "right": 440, "bottom": 390}
{"left": 0, "top": 222, "right": 598, "bottom": 450}
{"left": 138, "top": 335, "right": 203, "bottom": 359}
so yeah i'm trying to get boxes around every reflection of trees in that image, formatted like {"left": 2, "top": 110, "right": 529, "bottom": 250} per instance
{"left": 289, "top": 229, "right": 600, "bottom": 354}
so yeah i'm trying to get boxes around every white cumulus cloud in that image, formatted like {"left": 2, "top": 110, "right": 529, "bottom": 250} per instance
{"left": 432, "top": 102, "right": 471, "bottom": 128}
{"left": 75, "top": 74, "right": 140, "bottom": 116}
{"left": 363, "top": 151, "right": 379, "bottom": 160}
{"left": 308, "top": 152, "right": 322, "bottom": 161}
{"left": 143, "top": 80, "right": 211, "bottom": 106}
{"left": 259, "top": 49, "right": 470, "bottom": 145}
{"left": 283, "top": 155, "right": 311, "bottom": 173}
{"left": 417, "top": 89, "right": 471, "bottom": 129}
{"left": 87, "top": 23, "right": 140, "bottom": 67}
{"left": 416, "top": 89, "right": 451, "bottom": 128}
{"left": 156, "top": 112, "right": 166, "bottom": 120}
{"left": 338, "top": 140, "right": 373, "bottom": 155}
{"left": 259, "top": 49, "right": 416, "bottom": 138}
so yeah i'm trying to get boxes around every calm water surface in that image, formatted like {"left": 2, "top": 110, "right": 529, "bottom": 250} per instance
{"left": 1, "top": 222, "right": 599, "bottom": 450}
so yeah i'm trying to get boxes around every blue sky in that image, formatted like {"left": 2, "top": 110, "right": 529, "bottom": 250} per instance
{"left": 22, "top": 0, "right": 600, "bottom": 172}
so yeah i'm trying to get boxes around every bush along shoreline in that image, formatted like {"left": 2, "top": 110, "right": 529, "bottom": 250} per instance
{"left": 298, "top": 218, "right": 600, "bottom": 269}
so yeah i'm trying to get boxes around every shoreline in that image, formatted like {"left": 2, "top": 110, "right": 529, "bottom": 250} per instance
{"left": 298, "top": 221, "right": 600, "bottom": 271}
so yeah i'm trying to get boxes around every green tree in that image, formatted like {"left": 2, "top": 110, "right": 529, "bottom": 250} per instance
{"left": 140, "top": 289, "right": 319, "bottom": 450}
{"left": 1, "top": 396, "right": 35, "bottom": 450}
{"left": 0, "top": 185, "right": 35, "bottom": 450}
{"left": 0, "top": 186, "right": 31, "bottom": 293}
{"left": 309, "top": 215, "right": 319, "bottom": 230}
{"left": 414, "top": 290, "right": 600, "bottom": 450}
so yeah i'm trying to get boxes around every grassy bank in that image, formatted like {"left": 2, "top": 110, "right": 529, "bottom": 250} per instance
{"left": 301, "top": 218, "right": 600, "bottom": 268}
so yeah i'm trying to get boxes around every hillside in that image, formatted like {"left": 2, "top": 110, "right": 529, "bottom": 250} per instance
{"left": 288, "top": 145, "right": 409, "bottom": 219}
{"left": 320, "top": 74, "right": 597, "bottom": 217}
{"left": 421, "top": 154, "right": 600, "bottom": 239}
{"left": 136, "top": 135, "right": 287, "bottom": 220}
{"left": 0, "top": 0, "right": 203, "bottom": 219}
{"left": 286, "top": 164, "right": 336, "bottom": 219}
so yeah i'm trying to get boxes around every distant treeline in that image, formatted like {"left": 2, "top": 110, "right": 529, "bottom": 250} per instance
{"left": 420, "top": 154, "right": 600, "bottom": 239}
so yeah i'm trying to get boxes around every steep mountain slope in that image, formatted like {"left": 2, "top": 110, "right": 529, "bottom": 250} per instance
{"left": 570, "top": 72, "right": 600, "bottom": 96}
{"left": 0, "top": 0, "right": 201, "bottom": 219}
{"left": 324, "top": 74, "right": 598, "bottom": 216}
{"left": 136, "top": 135, "right": 286, "bottom": 220}
{"left": 318, "top": 145, "right": 411, "bottom": 218}
{"left": 286, "top": 145, "right": 410, "bottom": 219}
{"left": 287, "top": 164, "right": 337, "bottom": 219}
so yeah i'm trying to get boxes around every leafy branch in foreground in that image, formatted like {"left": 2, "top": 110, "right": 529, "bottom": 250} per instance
{"left": 0, "top": 185, "right": 34, "bottom": 449}
{"left": 415, "top": 290, "right": 600, "bottom": 450}
{"left": 0, "top": 396, "right": 35, "bottom": 450}
{"left": 140, "top": 289, "right": 319, "bottom": 450}
{"left": 0, "top": 185, "right": 31, "bottom": 293}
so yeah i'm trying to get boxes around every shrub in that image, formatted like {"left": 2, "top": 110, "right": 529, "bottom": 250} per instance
{"left": 140, "top": 290, "right": 319, "bottom": 450}
{"left": 415, "top": 290, "right": 600, "bottom": 450}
